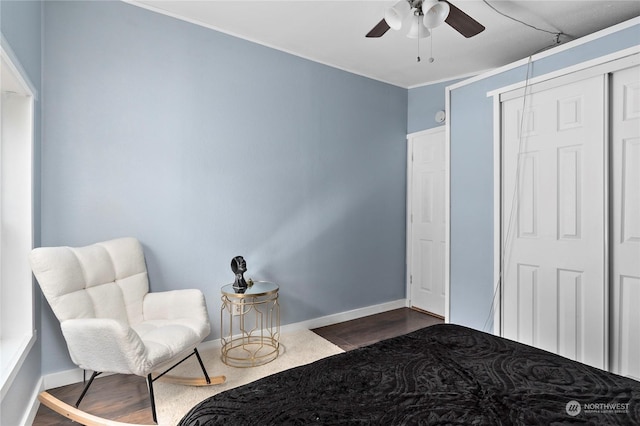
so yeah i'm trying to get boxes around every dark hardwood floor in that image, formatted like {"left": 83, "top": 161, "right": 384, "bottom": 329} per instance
{"left": 32, "top": 308, "right": 442, "bottom": 425}
{"left": 312, "top": 307, "right": 443, "bottom": 351}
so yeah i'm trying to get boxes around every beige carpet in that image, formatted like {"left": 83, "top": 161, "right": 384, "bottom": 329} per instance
{"left": 154, "top": 329, "right": 345, "bottom": 426}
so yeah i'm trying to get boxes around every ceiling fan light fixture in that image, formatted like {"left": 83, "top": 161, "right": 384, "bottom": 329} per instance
{"left": 422, "top": 0, "right": 450, "bottom": 29}
{"left": 406, "top": 15, "right": 431, "bottom": 39}
{"left": 385, "top": 0, "right": 411, "bottom": 31}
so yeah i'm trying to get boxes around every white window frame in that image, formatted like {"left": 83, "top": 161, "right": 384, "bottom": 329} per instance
{"left": 0, "top": 39, "right": 36, "bottom": 401}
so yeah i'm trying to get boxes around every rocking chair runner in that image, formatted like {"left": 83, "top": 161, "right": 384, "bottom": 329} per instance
{"left": 29, "top": 237, "right": 225, "bottom": 424}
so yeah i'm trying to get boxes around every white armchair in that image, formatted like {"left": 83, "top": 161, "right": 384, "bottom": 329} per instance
{"left": 29, "top": 237, "right": 224, "bottom": 423}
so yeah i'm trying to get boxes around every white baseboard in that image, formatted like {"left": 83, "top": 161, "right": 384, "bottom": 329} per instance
{"left": 279, "top": 298, "right": 408, "bottom": 334}
{"left": 42, "top": 364, "right": 86, "bottom": 390}
{"left": 34, "top": 298, "right": 408, "bottom": 411}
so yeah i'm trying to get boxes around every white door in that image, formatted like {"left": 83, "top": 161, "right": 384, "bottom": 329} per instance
{"left": 501, "top": 75, "right": 607, "bottom": 369}
{"left": 408, "top": 128, "right": 446, "bottom": 317}
{"left": 610, "top": 65, "right": 640, "bottom": 380}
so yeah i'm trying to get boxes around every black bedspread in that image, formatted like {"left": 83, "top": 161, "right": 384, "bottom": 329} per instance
{"left": 179, "top": 324, "right": 640, "bottom": 425}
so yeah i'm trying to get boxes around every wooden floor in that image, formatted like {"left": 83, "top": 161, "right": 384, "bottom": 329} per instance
{"left": 32, "top": 308, "right": 442, "bottom": 425}
{"left": 312, "top": 307, "right": 443, "bottom": 351}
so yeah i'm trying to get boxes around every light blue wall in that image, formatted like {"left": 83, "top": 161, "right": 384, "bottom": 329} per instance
{"left": 448, "top": 22, "right": 640, "bottom": 331}
{"left": 407, "top": 78, "right": 464, "bottom": 133}
{"left": 4, "top": 0, "right": 637, "bottom": 419}
{"left": 41, "top": 1, "right": 408, "bottom": 373}
{"left": 0, "top": 1, "right": 42, "bottom": 425}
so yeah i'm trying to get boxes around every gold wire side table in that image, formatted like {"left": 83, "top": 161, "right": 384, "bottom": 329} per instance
{"left": 220, "top": 281, "right": 280, "bottom": 367}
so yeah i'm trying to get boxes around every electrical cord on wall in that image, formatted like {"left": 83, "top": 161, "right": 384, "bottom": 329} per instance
{"left": 460, "top": 1, "right": 579, "bottom": 332}
{"left": 479, "top": 7, "right": 586, "bottom": 333}
{"left": 482, "top": 23, "right": 584, "bottom": 334}
{"left": 481, "top": 0, "right": 573, "bottom": 49}
{"left": 482, "top": 54, "right": 534, "bottom": 333}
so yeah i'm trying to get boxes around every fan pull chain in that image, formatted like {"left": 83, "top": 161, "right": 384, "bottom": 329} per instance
{"left": 428, "top": 32, "right": 435, "bottom": 63}
{"left": 417, "top": 19, "right": 421, "bottom": 62}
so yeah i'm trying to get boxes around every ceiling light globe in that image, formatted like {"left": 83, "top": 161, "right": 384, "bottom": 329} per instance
{"left": 422, "top": 0, "right": 450, "bottom": 29}
{"left": 385, "top": 0, "right": 411, "bottom": 31}
{"left": 407, "top": 15, "right": 431, "bottom": 39}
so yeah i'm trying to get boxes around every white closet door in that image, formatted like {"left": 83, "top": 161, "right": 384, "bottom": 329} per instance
{"left": 611, "top": 65, "right": 640, "bottom": 380}
{"left": 501, "top": 75, "right": 606, "bottom": 369}
{"left": 409, "top": 128, "right": 446, "bottom": 317}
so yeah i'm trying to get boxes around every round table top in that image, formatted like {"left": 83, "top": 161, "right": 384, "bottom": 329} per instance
{"left": 221, "top": 280, "right": 278, "bottom": 298}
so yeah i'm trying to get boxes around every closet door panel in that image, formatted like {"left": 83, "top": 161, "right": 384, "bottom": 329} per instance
{"left": 611, "top": 65, "right": 640, "bottom": 380}
{"left": 501, "top": 75, "right": 606, "bottom": 369}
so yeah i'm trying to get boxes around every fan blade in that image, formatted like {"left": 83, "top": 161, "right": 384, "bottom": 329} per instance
{"left": 366, "top": 19, "right": 391, "bottom": 38}
{"left": 443, "top": 1, "right": 485, "bottom": 38}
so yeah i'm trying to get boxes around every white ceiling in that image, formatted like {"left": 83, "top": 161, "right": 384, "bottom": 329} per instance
{"left": 128, "top": 0, "right": 640, "bottom": 88}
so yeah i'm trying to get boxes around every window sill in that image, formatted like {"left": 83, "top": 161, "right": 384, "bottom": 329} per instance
{"left": 0, "top": 331, "right": 37, "bottom": 401}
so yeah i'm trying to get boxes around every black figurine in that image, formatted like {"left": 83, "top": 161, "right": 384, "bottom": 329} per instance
{"left": 231, "top": 256, "right": 248, "bottom": 293}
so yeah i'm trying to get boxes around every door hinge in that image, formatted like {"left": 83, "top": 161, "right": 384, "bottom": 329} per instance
{"left": 410, "top": 275, "right": 413, "bottom": 284}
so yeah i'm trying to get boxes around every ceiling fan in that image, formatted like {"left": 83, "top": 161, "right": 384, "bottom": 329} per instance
{"left": 366, "top": 0, "right": 485, "bottom": 39}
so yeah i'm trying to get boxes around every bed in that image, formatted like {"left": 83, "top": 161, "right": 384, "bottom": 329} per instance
{"left": 179, "top": 324, "right": 640, "bottom": 425}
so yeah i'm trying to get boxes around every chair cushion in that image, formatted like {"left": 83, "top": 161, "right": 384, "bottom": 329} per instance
{"left": 133, "top": 319, "right": 207, "bottom": 368}
{"left": 29, "top": 237, "right": 149, "bottom": 324}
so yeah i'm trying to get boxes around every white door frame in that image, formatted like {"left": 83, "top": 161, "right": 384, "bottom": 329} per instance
{"left": 489, "top": 48, "right": 640, "bottom": 336}
{"left": 406, "top": 125, "right": 449, "bottom": 321}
